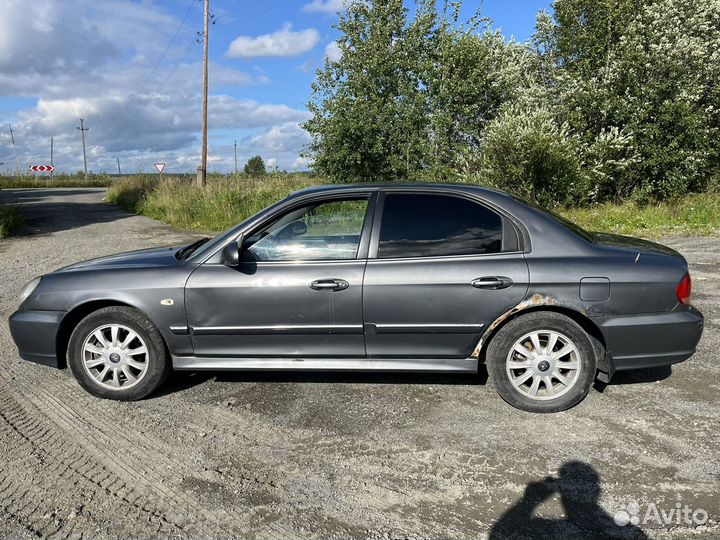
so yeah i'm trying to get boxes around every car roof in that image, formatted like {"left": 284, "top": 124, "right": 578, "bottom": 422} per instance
{"left": 287, "top": 182, "right": 511, "bottom": 199}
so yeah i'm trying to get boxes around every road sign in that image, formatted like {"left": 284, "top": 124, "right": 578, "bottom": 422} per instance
{"left": 29, "top": 165, "right": 55, "bottom": 172}
{"left": 154, "top": 163, "right": 165, "bottom": 174}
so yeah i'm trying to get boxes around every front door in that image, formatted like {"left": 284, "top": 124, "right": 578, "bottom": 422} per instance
{"left": 363, "top": 192, "right": 529, "bottom": 359}
{"left": 186, "top": 196, "right": 373, "bottom": 358}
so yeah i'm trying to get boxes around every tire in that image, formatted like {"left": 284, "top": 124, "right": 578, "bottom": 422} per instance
{"left": 486, "top": 311, "right": 596, "bottom": 413}
{"left": 67, "top": 306, "right": 171, "bottom": 401}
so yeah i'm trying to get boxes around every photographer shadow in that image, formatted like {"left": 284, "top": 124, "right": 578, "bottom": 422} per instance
{"left": 489, "top": 461, "right": 647, "bottom": 540}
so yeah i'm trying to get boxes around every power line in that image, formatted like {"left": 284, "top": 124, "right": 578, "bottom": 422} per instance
{"left": 106, "top": 0, "right": 199, "bottom": 125}
{"left": 216, "top": 0, "right": 297, "bottom": 27}
{"left": 139, "top": 0, "right": 199, "bottom": 95}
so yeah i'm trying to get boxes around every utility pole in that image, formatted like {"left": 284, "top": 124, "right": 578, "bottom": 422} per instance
{"left": 8, "top": 124, "right": 21, "bottom": 175}
{"left": 117, "top": 157, "right": 122, "bottom": 175}
{"left": 197, "top": 0, "right": 209, "bottom": 188}
{"left": 234, "top": 139, "right": 238, "bottom": 174}
{"left": 76, "top": 118, "right": 89, "bottom": 177}
{"left": 50, "top": 136, "right": 54, "bottom": 181}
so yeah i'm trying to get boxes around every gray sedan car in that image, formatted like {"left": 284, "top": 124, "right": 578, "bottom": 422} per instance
{"left": 9, "top": 184, "right": 703, "bottom": 412}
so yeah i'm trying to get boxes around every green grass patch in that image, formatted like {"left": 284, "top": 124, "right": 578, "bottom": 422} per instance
{"left": 0, "top": 173, "right": 114, "bottom": 188}
{"left": 560, "top": 192, "right": 720, "bottom": 238}
{"left": 0, "top": 205, "right": 25, "bottom": 238}
{"left": 107, "top": 174, "right": 317, "bottom": 233}
{"left": 105, "top": 173, "right": 720, "bottom": 238}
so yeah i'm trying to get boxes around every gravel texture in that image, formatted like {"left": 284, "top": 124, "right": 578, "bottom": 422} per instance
{"left": 0, "top": 188, "right": 718, "bottom": 540}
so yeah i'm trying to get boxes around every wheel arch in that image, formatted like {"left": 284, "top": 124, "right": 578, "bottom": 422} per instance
{"left": 56, "top": 299, "right": 159, "bottom": 369}
{"left": 474, "top": 303, "right": 612, "bottom": 378}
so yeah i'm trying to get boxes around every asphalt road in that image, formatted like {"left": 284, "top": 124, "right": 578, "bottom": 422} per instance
{"left": 0, "top": 188, "right": 718, "bottom": 540}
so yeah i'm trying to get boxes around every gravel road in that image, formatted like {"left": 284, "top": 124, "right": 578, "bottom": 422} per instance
{"left": 0, "top": 188, "right": 718, "bottom": 540}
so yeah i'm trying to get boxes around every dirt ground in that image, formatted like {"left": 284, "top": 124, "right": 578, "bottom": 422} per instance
{"left": 0, "top": 188, "right": 718, "bottom": 540}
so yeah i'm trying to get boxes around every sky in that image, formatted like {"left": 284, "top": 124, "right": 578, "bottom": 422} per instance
{"left": 0, "top": 0, "right": 550, "bottom": 175}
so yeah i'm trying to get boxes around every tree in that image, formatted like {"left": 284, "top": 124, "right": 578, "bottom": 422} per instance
{"left": 244, "top": 155, "right": 266, "bottom": 176}
{"left": 303, "top": 0, "right": 531, "bottom": 182}
{"left": 534, "top": 0, "right": 720, "bottom": 200}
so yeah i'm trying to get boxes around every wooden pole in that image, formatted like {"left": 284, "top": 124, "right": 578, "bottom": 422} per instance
{"left": 197, "top": 0, "right": 209, "bottom": 188}
{"left": 76, "top": 118, "right": 89, "bottom": 178}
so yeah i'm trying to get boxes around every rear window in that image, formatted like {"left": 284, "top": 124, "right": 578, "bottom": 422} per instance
{"left": 512, "top": 196, "right": 595, "bottom": 243}
{"left": 378, "top": 193, "right": 503, "bottom": 258}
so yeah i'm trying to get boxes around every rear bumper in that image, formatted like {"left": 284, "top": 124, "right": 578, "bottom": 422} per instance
{"left": 593, "top": 306, "right": 704, "bottom": 372}
{"left": 8, "top": 309, "right": 65, "bottom": 368}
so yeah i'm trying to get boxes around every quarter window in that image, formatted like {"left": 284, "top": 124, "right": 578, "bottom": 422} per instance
{"left": 246, "top": 199, "right": 368, "bottom": 261}
{"left": 377, "top": 193, "right": 503, "bottom": 258}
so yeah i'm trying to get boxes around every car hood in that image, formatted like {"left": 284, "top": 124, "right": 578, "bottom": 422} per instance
{"left": 56, "top": 245, "right": 183, "bottom": 272}
{"left": 593, "top": 233, "right": 683, "bottom": 259}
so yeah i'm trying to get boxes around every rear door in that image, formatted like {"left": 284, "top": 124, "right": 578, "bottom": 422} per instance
{"left": 362, "top": 191, "right": 529, "bottom": 359}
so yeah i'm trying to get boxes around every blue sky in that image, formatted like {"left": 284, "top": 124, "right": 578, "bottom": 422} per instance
{"left": 0, "top": 0, "right": 551, "bottom": 174}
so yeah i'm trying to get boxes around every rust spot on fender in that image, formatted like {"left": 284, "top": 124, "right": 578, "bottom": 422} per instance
{"left": 471, "top": 294, "right": 558, "bottom": 358}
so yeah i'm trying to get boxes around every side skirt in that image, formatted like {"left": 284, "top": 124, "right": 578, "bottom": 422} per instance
{"left": 172, "top": 356, "right": 478, "bottom": 373}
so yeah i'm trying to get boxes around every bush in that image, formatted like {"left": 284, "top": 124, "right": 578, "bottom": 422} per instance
{"left": 0, "top": 205, "right": 24, "bottom": 238}
{"left": 106, "top": 175, "right": 159, "bottom": 212}
{"left": 465, "top": 104, "right": 585, "bottom": 207}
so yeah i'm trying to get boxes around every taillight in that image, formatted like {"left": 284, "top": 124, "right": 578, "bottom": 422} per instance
{"left": 676, "top": 274, "right": 692, "bottom": 305}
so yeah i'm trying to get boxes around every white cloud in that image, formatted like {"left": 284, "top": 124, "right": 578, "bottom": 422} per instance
{"left": 266, "top": 158, "right": 278, "bottom": 170}
{"left": 325, "top": 41, "right": 343, "bottom": 63}
{"left": 0, "top": 1, "right": 312, "bottom": 173}
{"left": 250, "top": 122, "right": 311, "bottom": 153}
{"left": 226, "top": 23, "right": 320, "bottom": 59}
{"left": 302, "top": 0, "right": 347, "bottom": 14}
{"left": 292, "top": 155, "right": 313, "bottom": 170}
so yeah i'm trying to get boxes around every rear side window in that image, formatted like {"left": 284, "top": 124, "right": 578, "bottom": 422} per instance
{"left": 377, "top": 193, "right": 503, "bottom": 258}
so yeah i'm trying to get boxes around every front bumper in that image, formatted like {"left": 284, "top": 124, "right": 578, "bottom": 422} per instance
{"left": 594, "top": 306, "right": 704, "bottom": 373}
{"left": 8, "top": 309, "right": 65, "bottom": 368}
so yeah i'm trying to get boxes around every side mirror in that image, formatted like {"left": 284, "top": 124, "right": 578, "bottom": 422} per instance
{"left": 222, "top": 234, "right": 244, "bottom": 267}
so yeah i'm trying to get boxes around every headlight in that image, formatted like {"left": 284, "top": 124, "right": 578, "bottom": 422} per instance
{"left": 18, "top": 277, "right": 41, "bottom": 306}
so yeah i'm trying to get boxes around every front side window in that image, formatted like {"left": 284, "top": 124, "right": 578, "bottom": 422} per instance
{"left": 246, "top": 198, "right": 369, "bottom": 261}
{"left": 378, "top": 193, "right": 503, "bottom": 258}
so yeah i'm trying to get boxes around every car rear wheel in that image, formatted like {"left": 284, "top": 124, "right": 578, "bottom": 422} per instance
{"left": 67, "top": 306, "right": 170, "bottom": 401}
{"left": 486, "top": 311, "right": 596, "bottom": 413}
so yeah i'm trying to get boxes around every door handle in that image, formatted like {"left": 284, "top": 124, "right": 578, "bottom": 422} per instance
{"left": 471, "top": 276, "right": 513, "bottom": 290}
{"left": 310, "top": 279, "right": 349, "bottom": 291}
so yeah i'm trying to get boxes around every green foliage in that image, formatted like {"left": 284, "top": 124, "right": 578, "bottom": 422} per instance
{"left": 560, "top": 191, "right": 720, "bottom": 238}
{"left": 243, "top": 156, "right": 266, "bottom": 176}
{"left": 463, "top": 103, "right": 585, "bottom": 207}
{"left": 107, "top": 174, "right": 316, "bottom": 232}
{"left": 106, "top": 175, "right": 159, "bottom": 212}
{"left": 0, "top": 173, "right": 114, "bottom": 188}
{"left": 535, "top": 0, "right": 720, "bottom": 201}
{"left": 306, "top": 0, "right": 720, "bottom": 203}
{"left": 0, "top": 205, "right": 24, "bottom": 238}
{"left": 304, "top": 0, "right": 532, "bottom": 182}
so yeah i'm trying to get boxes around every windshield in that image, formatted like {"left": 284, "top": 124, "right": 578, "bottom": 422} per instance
{"left": 512, "top": 196, "right": 596, "bottom": 243}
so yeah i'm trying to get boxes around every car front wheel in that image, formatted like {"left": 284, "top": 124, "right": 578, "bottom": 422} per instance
{"left": 67, "top": 306, "right": 171, "bottom": 400}
{"left": 486, "top": 311, "right": 596, "bottom": 413}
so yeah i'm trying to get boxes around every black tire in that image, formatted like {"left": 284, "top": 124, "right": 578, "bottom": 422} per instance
{"left": 67, "top": 306, "right": 171, "bottom": 401}
{"left": 486, "top": 311, "right": 596, "bottom": 413}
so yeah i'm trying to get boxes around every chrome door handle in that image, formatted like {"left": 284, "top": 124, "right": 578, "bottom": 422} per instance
{"left": 310, "top": 279, "right": 349, "bottom": 291}
{"left": 471, "top": 276, "right": 513, "bottom": 290}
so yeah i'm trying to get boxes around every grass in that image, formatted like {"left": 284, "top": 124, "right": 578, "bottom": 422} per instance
{"left": 562, "top": 192, "right": 720, "bottom": 238}
{"left": 0, "top": 205, "right": 25, "bottom": 238}
{"left": 0, "top": 173, "right": 115, "bottom": 188}
{"left": 103, "top": 174, "right": 720, "bottom": 238}
{"left": 107, "top": 174, "right": 317, "bottom": 233}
